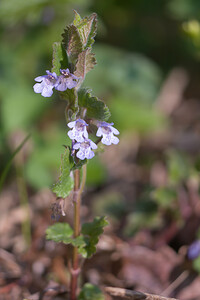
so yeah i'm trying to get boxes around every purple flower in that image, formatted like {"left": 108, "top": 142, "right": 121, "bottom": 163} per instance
{"left": 188, "top": 240, "right": 200, "bottom": 260}
{"left": 67, "top": 119, "right": 88, "bottom": 142}
{"left": 96, "top": 121, "right": 119, "bottom": 146}
{"left": 73, "top": 139, "right": 97, "bottom": 160}
{"left": 33, "top": 70, "right": 58, "bottom": 97}
{"left": 55, "top": 69, "right": 79, "bottom": 91}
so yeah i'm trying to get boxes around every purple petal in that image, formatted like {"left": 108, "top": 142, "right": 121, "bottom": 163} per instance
{"left": 96, "top": 127, "right": 102, "bottom": 137}
{"left": 33, "top": 82, "right": 44, "bottom": 93}
{"left": 41, "top": 86, "right": 53, "bottom": 97}
{"left": 73, "top": 143, "right": 80, "bottom": 150}
{"left": 68, "top": 121, "right": 76, "bottom": 128}
{"left": 111, "top": 135, "right": 119, "bottom": 145}
{"left": 111, "top": 127, "right": 120, "bottom": 135}
{"left": 90, "top": 140, "right": 98, "bottom": 150}
{"left": 76, "top": 150, "right": 85, "bottom": 160}
{"left": 86, "top": 150, "right": 95, "bottom": 159}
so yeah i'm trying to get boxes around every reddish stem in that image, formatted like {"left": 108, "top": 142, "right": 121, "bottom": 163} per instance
{"left": 70, "top": 169, "right": 81, "bottom": 300}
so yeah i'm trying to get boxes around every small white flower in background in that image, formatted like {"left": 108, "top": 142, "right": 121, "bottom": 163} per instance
{"left": 73, "top": 139, "right": 97, "bottom": 160}
{"left": 96, "top": 121, "right": 119, "bottom": 145}
{"left": 33, "top": 70, "right": 58, "bottom": 97}
{"left": 55, "top": 69, "right": 79, "bottom": 91}
{"left": 67, "top": 119, "right": 88, "bottom": 142}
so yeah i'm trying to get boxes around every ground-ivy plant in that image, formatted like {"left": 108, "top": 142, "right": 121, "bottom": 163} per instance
{"left": 33, "top": 11, "right": 119, "bottom": 300}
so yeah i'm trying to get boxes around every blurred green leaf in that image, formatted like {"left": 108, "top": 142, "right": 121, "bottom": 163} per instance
{"left": 110, "top": 97, "right": 165, "bottom": 134}
{"left": 152, "top": 187, "right": 177, "bottom": 209}
{"left": 81, "top": 216, "right": 108, "bottom": 258}
{"left": 167, "top": 150, "right": 190, "bottom": 185}
{"left": 86, "top": 156, "right": 107, "bottom": 187}
{"left": 0, "top": 134, "right": 31, "bottom": 191}
{"left": 78, "top": 88, "right": 110, "bottom": 121}
{"left": 193, "top": 255, "right": 200, "bottom": 273}
{"left": 78, "top": 283, "right": 104, "bottom": 300}
{"left": 52, "top": 148, "right": 74, "bottom": 198}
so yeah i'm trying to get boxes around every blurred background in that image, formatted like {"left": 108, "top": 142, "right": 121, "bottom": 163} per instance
{"left": 1, "top": 0, "right": 200, "bottom": 299}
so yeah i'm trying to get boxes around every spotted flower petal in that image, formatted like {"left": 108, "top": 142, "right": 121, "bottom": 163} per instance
{"left": 96, "top": 121, "right": 119, "bottom": 146}
{"left": 55, "top": 69, "right": 79, "bottom": 92}
{"left": 67, "top": 119, "right": 88, "bottom": 142}
{"left": 33, "top": 70, "right": 58, "bottom": 97}
{"left": 73, "top": 139, "right": 97, "bottom": 160}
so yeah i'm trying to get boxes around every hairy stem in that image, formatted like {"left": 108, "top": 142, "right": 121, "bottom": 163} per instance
{"left": 70, "top": 169, "right": 81, "bottom": 300}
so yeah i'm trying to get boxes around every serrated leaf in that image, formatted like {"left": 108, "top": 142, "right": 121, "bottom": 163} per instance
{"left": 74, "top": 48, "right": 96, "bottom": 79}
{"left": 46, "top": 223, "right": 73, "bottom": 243}
{"left": 78, "top": 283, "right": 104, "bottom": 300}
{"left": 46, "top": 223, "right": 86, "bottom": 248}
{"left": 81, "top": 216, "right": 108, "bottom": 258}
{"left": 52, "top": 148, "right": 74, "bottom": 198}
{"left": 78, "top": 88, "right": 111, "bottom": 121}
{"left": 51, "top": 42, "right": 69, "bottom": 74}
{"left": 73, "top": 10, "right": 82, "bottom": 26}
{"left": 62, "top": 24, "right": 83, "bottom": 64}
{"left": 74, "top": 13, "right": 97, "bottom": 49}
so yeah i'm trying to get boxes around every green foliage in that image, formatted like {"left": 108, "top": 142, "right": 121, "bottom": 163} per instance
{"left": 152, "top": 187, "right": 177, "bottom": 209}
{"left": 52, "top": 148, "right": 74, "bottom": 198}
{"left": 46, "top": 217, "right": 108, "bottom": 258}
{"left": 73, "top": 11, "right": 97, "bottom": 49}
{"left": 78, "top": 283, "right": 104, "bottom": 300}
{"left": 46, "top": 223, "right": 86, "bottom": 248}
{"left": 0, "top": 134, "right": 31, "bottom": 191}
{"left": 193, "top": 256, "right": 200, "bottom": 273}
{"left": 51, "top": 42, "right": 69, "bottom": 75}
{"left": 78, "top": 88, "right": 110, "bottom": 121}
{"left": 167, "top": 150, "right": 190, "bottom": 185}
{"left": 81, "top": 216, "right": 108, "bottom": 258}
{"left": 75, "top": 48, "right": 96, "bottom": 79}
{"left": 46, "top": 223, "right": 73, "bottom": 242}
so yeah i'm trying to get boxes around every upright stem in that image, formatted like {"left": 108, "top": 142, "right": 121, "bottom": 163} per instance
{"left": 70, "top": 169, "right": 81, "bottom": 300}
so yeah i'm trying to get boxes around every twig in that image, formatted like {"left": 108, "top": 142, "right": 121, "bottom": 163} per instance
{"left": 104, "top": 287, "right": 179, "bottom": 300}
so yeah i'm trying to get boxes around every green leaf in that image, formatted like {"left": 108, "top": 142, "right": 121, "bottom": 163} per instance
{"left": 62, "top": 24, "right": 83, "bottom": 64}
{"left": 46, "top": 223, "right": 86, "bottom": 248}
{"left": 51, "top": 42, "right": 68, "bottom": 74}
{"left": 78, "top": 88, "right": 111, "bottom": 121}
{"left": 167, "top": 150, "right": 190, "bottom": 185}
{"left": 81, "top": 216, "right": 108, "bottom": 258}
{"left": 75, "top": 48, "right": 96, "bottom": 79}
{"left": 46, "top": 223, "right": 73, "bottom": 243}
{"left": 152, "top": 187, "right": 177, "bottom": 209}
{"left": 73, "top": 12, "right": 97, "bottom": 49}
{"left": 78, "top": 283, "right": 104, "bottom": 300}
{"left": 73, "top": 10, "right": 82, "bottom": 26}
{"left": 193, "top": 255, "right": 200, "bottom": 273}
{"left": 52, "top": 148, "right": 74, "bottom": 198}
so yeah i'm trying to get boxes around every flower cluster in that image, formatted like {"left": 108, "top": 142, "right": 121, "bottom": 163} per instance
{"left": 67, "top": 119, "right": 119, "bottom": 160}
{"left": 33, "top": 69, "right": 79, "bottom": 97}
